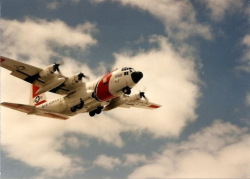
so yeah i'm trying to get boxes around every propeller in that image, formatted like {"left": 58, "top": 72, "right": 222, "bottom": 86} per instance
{"left": 53, "top": 62, "right": 64, "bottom": 77}
{"left": 139, "top": 91, "right": 148, "bottom": 101}
{"left": 78, "top": 72, "right": 90, "bottom": 81}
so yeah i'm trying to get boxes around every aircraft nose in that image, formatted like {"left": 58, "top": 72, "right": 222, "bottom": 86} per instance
{"left": 131, "top": 71, "right": 143, "bottom": 83}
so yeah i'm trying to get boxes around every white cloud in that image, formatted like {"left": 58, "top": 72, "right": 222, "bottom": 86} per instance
{"left": 47, "top": 1, "right": 60, "bottom": 10}
{"left": 200, "top": 0, "right": 243, "bottom": 21}
{"left": 46, "top": 0, "right": 82, "bottom": 10}
{"left": 0, "top": 18, "right": 97, "bottom": 63}
{"left": 1, "top": 103, "right": 84, "bottom": 178}
{"left": 246, "top": 93, "right": 250, "bottom": 106}
{"left": 94, "top": 155, "right": 121, "bottom": 170}
{"left": 89, "top": 0, "right": 106, "bottom": 4}
{"left": 123, "top": 154, "right": 147, "bottom": 166}
{"left": 238, "top": 34, "right": 250, "bottom": 73}
{"left": 129, "top": 120, "right": 250, "bottom": 178}
{"left": 113, "top": 0, "right": 212, "bottom": 40}
{"left": 111, "top": 35, "right": 201, "bottom": 138}
{"left": 246, "top": 5, "right": 250, "bottom": 21}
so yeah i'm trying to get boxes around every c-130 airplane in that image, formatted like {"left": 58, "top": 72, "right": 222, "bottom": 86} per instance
{"left": 1, "top": 56, "right": 161, "bottom": 120}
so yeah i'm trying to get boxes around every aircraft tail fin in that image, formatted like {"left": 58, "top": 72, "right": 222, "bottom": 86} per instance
{"left": 29, "top": 84, "right": 47, "bottom": 106}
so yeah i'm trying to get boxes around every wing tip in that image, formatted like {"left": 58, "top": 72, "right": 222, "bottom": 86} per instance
{"left": 149, "top": 104, "right": 161, "bottom": 109}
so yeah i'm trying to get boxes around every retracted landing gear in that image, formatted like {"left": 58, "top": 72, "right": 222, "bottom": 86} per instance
{"left": 89, "top": 106, "right": 103, "bottom": 117}
{"left": 70, "top": 106, "right": 77, "bottom": 112}
{"left": 77, "top": 99, "right": 84, "bottom": 109}
{"left": 89, "top": 111, "right": 95, "bottom": 117}
{"left": 70, "top": 98, "right": 84, "bottom": 112}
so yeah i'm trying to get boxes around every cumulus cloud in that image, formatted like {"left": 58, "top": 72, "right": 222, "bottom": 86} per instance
{"left": 0, "top": 18, "right": 97, "bottom": 63}
{"left": 47, "top": 1, "right": 60, "bottom": 10}
{"left": 200, "top": 0, "right": 243, "bottom": 21}
{"left": 46, "top": 0, "right": 81, "bottom": 10}
{"left": 94, "top": 155, "right": 121, "bottom": 170}
{"left": 129, "top": 120, "right": 250, "bottom": 178}
{"left": 238, "top": 34, "right": 250, "bottom": 73}
{"left": 89, "top": 0, "right": 106, "bottom": 4}
{"left": 111, "top": 35, "right": 201, "bottom": 137}
{"left": 123, "top": 154, "right": 147, "bottom": 166}
{"left": 112, "top": 0, "right": 212, "bottom": 40}
{"left": 94, "top": 154, "right": 147, "bottom": 170}
{"left": 246, "top": 5, "right": 250, "bottom": 20}
{"left": 246, "top": 93, "right": 250, "bottom": 106}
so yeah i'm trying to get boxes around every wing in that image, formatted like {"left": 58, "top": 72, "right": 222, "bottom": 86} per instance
{"left": 120, "top": 99, "right": 161, "bottom": 110}
{"left": 1, "top": 102, "right": 69, "bottom": 120}
{"left": 1, "top": 56, "right": 85, "bottom": 95}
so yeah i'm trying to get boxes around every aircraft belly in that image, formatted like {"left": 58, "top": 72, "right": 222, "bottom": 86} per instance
{"left": 62, "top": 99, "right": 103, "bottom": 116}
{"left": 37, "top": 100, "right": 62, "bottom": 113}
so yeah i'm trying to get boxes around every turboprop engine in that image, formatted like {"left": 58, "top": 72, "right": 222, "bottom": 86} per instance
{"left": 36, "top": 63, "right": 65, "bottom": 94}
{"left": 64, "top": 73, "right": 89, "bottom": 86}
{"left": 36, "top": 78, "right": 65, "bottom": 94}
{"left": 39, "top": 63, "right": 61, "bottom": 78}
{"left": 103, "top": 95, "right": 130, "bottom": 111}
{"left": 128, "top": 91, "right": 148, "bottom": 102}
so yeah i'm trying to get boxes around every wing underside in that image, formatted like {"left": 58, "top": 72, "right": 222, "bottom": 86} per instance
{"left": 0, "top": 56, "right": 85, "bottom": 95}
{"left": 120, "top": 99, "right": 161, "bottom": 110}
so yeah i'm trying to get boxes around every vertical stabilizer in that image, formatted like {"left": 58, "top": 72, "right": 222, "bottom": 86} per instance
{"left": 29, "top": 84, "right": 47, "bottom": 106}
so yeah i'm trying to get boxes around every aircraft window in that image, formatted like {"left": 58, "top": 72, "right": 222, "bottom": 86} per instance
{"left": 124, "top": 71, "right": 129, "bottom": 76}
{"left": 122, "top": 67, "right": 128, "bottom": 71}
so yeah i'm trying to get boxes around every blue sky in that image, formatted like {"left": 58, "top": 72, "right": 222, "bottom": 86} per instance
{"left": 1, "top": 0, "right": 250, "bottom": 178}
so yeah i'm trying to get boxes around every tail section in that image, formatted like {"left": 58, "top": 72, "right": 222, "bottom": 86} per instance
{"left": 1, "top": 102, "right": 69, "bottom": 120}
{"left": 30, "top": 84, "right": 47, "bottom": 106}
{"left": 1, "top": 84, "right": 68, "bottom": 120}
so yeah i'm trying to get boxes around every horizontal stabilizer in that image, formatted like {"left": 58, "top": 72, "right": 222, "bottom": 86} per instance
{"left": 35, "top": 110, "right": 69, "bottom": 120}
{"left": 1, "top": 102, "right": 69, "bottom": 120}
{"left": 1, "top": 102, "right": 35, "bottom": 113}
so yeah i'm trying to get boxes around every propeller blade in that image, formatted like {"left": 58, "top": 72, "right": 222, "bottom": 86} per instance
{"left": 78, "top": 72, "right": 90, "bottom": 81}
{"left": 53, "top": 62, "right": 65, "bottom": 77}
{"left": 139, "top": 91, "right": 148, "bottom": 101}
{"left": 53, "top": 63, "right": 60, "bottom": 72}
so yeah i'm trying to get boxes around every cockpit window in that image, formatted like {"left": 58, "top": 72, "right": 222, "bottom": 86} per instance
{"left": 129, "top": 68, "right": 135, "bottom": 73}
{"left": 122, "top": 67, "right": 135, "bottom": 72}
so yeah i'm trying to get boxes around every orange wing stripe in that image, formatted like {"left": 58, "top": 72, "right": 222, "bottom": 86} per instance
{"left": 149, "top": 105, "right": 160, "bottom": 108}
{"left": 43, "top": 113, "right": 68, "bottom": 120}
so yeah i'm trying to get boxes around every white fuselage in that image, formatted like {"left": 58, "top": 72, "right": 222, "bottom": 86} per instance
{"left": 36, "top": 67, "right": 142, "bottom": 116}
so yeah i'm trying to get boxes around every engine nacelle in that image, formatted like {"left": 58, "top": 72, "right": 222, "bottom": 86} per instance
{"left": 64, "top": 74, "right": 81, "bottom": 86}
{"left": 36, "top": 78, "right": 65, "bottom": 94}
{"left": 39, "top": 65, "right": 55, "bottom": 78}
{"left": 103, "top": 95, "right": 130, "bottom": 111}
{"left": 127, "top": 94, "right": 141, "bottom": 102}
